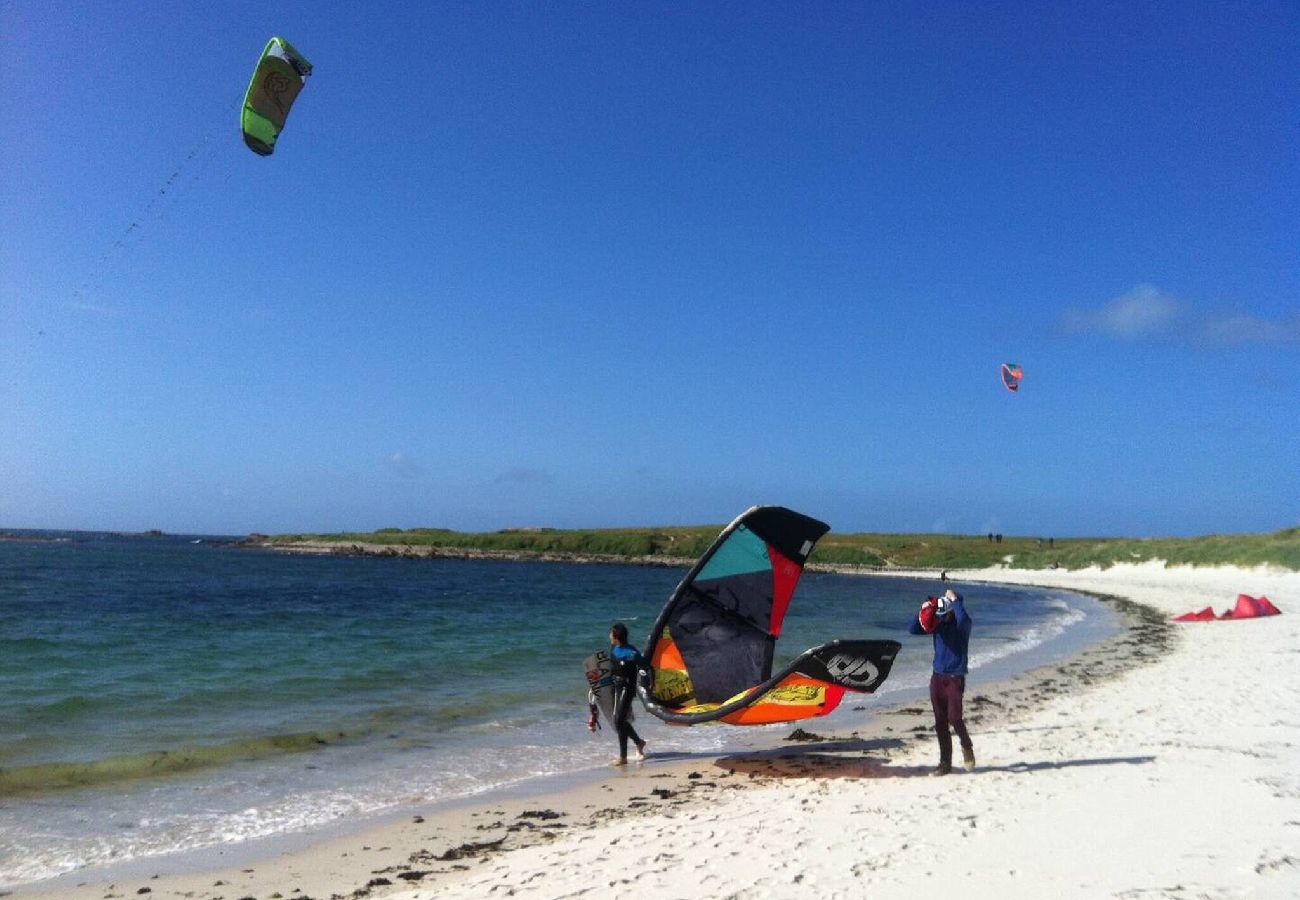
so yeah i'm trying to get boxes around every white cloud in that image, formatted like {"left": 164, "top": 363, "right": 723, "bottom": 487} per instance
{"left": 1063, "top": 284, "right": 1181, "bottom": 339}
{"left": 1063, "top": 285, "right": 1298, "bottom": 349}
{"left": 385, "top": 452, "right": 424, "bottom": 479}
{"left": 1197, "top": 312, "right": 1300, "bottom": 347}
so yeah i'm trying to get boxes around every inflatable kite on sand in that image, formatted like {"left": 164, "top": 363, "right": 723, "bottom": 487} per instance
{"left": 637, "top": 506, "right": 900, "bottom": 726}
{"left": 1174, "top": 594, "right": 1281, "bottom": 622}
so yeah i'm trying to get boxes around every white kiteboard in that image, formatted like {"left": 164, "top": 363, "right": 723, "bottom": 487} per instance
{"left": 583, "top": 649, "right": 630, "bottom": 728}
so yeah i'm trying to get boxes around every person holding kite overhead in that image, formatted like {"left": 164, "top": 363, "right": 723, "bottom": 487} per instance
{"left": 608, "top": 622, "right": 649, "bottom": 766}
{"left": 908, "top": 589, "right": 975, "bottom": 776}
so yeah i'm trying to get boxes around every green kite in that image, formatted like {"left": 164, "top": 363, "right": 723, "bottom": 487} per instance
{"left": 241, "top": 37, "right": 312, "bottom": 156}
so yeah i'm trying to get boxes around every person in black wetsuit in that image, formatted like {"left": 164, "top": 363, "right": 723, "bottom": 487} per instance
{"left": 608, "top": 622, "right": 648, "bottom": 766}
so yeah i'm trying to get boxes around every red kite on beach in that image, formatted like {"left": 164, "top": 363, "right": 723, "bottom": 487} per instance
{"left": 1219, "top": 594, "right": 1280, "bottom": 619}
{"left": 1173, "top": 594, "right": 1280, "bottom": 622}
{"left": 1172, "top": 607, "right": 1217, "bottom": 622}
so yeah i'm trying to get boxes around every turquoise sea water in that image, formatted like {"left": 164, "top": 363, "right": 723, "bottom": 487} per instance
{"left": 0, "top": 531, "right": 1116, "bottom": 886}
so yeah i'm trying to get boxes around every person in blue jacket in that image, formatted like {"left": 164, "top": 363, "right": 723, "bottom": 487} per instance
{"left": 608, "top": 622, "right": 648, "bottom": 766}
{"left": 908, "top": 588, "right": 975, "bottom": 775}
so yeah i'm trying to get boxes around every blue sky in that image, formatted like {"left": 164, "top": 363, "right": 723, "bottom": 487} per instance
{"left": 2, "top": 2, "right": 1296, "bottom": 537}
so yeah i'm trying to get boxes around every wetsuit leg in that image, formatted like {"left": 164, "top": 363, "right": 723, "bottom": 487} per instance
{"left": 613, "top": 685, "right": 640, "bottom": 758}
{"left": 619, "top": 720, "right": 642, "bottom": 756}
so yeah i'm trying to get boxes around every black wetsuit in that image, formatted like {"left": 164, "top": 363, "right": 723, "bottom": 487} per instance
{"left": 611, "top": 643, "right": 645, "bottom": 759}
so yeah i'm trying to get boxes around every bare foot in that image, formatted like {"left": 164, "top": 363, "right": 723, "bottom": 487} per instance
{"left": 610, "top": 758, "right": 628, "bottom": 767}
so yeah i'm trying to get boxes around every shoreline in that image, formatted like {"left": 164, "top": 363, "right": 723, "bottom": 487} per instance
{"left": 6, "top": 568, "right": 1188, "bottom": 900}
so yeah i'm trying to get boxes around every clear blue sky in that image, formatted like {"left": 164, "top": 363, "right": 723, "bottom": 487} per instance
{"left": 2, "top": 2, "right": 1296, "bottom": 537}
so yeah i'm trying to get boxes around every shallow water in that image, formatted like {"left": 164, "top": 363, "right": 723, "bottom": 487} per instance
{"left": 0, "top": 531, "right": 1116, "bottom": 886}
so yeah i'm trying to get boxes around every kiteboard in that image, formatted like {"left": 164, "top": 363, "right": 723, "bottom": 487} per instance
{"left": 583, "top": 649, "right": 631, "bottom": 728}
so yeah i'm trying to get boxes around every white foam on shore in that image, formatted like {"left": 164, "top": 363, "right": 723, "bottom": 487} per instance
{"left": 872, "top": 587, "right": 1109, "bottom": 701}
{"left": 968, "top": 595, "right": 1088, "bottom": 670}
{"left": 0, "top": 703, "right": 740, "bottom": 887}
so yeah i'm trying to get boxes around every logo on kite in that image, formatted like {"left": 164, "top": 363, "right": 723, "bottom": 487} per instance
{"left": 241, "top": 37, "right": 313, "bottom": 156}
{"left": 1001, "top": 363, "right": 1023, "bottom": 393}
{"left": 821, "top": 653, "right": 881, "bottom": 690}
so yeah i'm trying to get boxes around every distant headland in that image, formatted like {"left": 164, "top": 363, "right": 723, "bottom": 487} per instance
{"left": 247, "top": 525, "right": 1300, "bottom": 572}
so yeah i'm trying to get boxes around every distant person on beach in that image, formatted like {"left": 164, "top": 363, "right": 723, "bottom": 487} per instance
{"left": 608, "top": 622, "right": 648, "bottom": 766}
{"left": 908, "top": 588, "right": 975, "bottom": 776}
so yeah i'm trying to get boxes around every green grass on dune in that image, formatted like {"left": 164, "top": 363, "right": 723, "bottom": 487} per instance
{"left": 267, "top": 525, "right": 1300, "bottom": 571}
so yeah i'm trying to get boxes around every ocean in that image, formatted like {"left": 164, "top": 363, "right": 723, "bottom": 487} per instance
{"left": 0, "top": 531, "right": 1118, "bottom": 887}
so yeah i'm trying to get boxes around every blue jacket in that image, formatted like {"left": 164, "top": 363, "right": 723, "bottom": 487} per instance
{"left": 908, "top": 596, "right": 972, "bottom": 676}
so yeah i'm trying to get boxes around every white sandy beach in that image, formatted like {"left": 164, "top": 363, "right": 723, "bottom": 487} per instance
{"left": 13, "top": 562, "right": 1298, "bottom": 900}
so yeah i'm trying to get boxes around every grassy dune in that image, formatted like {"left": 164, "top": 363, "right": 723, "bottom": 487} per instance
{"left": 266, "top": 525, "right": 1300, "bottom": 571}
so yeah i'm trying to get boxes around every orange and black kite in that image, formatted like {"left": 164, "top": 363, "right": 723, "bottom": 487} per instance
{"left": 638, "top": 506, "right": 899, "bottom": 725}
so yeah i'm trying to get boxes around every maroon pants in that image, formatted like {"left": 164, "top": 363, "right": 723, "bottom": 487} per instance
{"left": 929, "top": 673, "right": 972, "bottom": 766}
